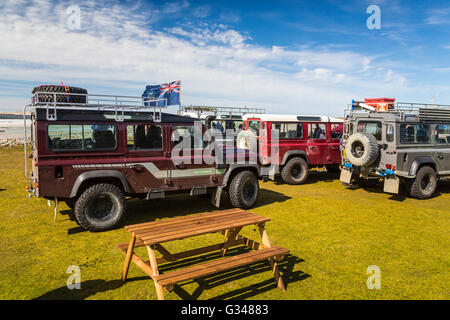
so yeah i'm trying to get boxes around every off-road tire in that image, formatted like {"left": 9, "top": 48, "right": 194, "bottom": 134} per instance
{"left": 74, "top": 183, "right": 126, "bottom": 232}
{"left": 228, "top": 171, "right": 259, "bottom": 209}
{"left": 236, "top": 130, "right": 258, "bottom": 152}
{"left": 32, "top": 85, "right": 88, "bottom": 104}
{"left": 409, "top": 166, "right": 437, "bottom": 199}
{"left": 345, "top": 133, "right": 379, "bottom": 166}
{"left": 281, "top": 157, "right": 309, "bottom": 185}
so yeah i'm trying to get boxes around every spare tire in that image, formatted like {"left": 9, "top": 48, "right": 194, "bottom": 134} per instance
{"left": 32, "top": 85, "right": 88, "bottom": 104}
{"left": 236, "top": 130, "right": 258, "bottom": 152}
{"left": 345, "top": 133, "right": 379, "bottom": 166}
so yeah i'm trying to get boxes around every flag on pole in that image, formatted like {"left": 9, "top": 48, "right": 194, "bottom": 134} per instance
{"left": 142, "top": 80, "right": 181, "bottom": 107}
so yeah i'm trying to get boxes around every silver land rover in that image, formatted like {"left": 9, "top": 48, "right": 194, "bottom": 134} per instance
{"left": 340, "top": 99, "right": 450, "bottom": 199}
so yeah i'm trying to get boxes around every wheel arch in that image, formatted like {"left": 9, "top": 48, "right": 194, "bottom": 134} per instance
{"left": 69, "top": 170, "right": 132, "bottom": 198}
{"left": 222, "top": 164, "right": 260, "bottom": 189}
{"left": 281, "top": 151, "right": 309, "bottom": 166}
{"left": 409, "top": 157, "right": 437, "bottom": 177}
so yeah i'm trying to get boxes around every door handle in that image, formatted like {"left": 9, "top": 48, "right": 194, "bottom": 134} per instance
{"left": 130, "top": 164, "right": 145, "bottom": 172}
{"left": 437, "top": 153, "right": 444, "bottom": 160}
{"left": 175, "top": 162, "right": 186, "bottom": 169}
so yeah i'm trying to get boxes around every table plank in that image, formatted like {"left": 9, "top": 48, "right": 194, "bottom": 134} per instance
{"left": 126, "top": 208, "right": 245, "bottom": 232}
{"left": 134, "top": 211, "right": 256, "bottom": 239}
{"left": 141, "top": 215, "right": 270, "bottom": 245}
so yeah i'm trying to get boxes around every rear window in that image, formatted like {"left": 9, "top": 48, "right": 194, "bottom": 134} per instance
{"left": 357, "top": 121, "right": 382, "bottom": 140}
{"left": 400, "top": 124, "right": 430, "bottom": 144}
{"left": 47, "top": 124, "right": 117, "bottom": 151}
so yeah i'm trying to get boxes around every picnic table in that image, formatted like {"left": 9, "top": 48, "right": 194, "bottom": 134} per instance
{"left": 117, "top": 208, "right": 289, "bottom": 300}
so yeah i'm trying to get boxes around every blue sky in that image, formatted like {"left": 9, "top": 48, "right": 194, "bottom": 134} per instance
{"left": 0, "top": 0, "right": 449, "bottom": 115}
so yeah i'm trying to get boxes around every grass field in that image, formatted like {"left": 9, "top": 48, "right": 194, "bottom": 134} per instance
{"left": 0, "top": 146, "right": 449, "bottom": 300}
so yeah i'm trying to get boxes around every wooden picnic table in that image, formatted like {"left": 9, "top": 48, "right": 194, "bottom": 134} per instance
{"left": 117, "top": 208, "right": 289, "bottom": 300}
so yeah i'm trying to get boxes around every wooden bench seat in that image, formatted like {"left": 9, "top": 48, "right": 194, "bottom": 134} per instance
{"left": 155, "top": 246, "right": 289, "bottom": 287}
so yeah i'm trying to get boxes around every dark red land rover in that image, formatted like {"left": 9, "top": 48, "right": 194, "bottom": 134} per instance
{"left": 24, "top": 86, "right": 264, "bottom": 231}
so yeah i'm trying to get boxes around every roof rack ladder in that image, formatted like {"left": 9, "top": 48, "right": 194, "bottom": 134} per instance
{"left": 45, "top": 93, "right": 58, "bottom": 121}
{"left": 114, "top": 97, "right": 125, "bottom": 122}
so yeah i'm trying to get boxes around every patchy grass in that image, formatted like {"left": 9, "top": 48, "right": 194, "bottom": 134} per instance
{"left": 0, "top": 146, "right": 448, "bottom": 299}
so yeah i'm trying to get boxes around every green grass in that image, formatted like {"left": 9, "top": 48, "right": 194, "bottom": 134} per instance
{"left": 0, "top": 146, "right": 449, "bottom": 299}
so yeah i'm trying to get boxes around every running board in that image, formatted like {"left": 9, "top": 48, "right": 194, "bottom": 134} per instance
{"left": 146, "top": 189, "right": 165, "bottom": 200}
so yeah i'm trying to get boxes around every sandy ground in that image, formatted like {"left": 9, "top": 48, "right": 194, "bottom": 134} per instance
{"left": 0, "top": 119, "right": 30, "bottom": 141}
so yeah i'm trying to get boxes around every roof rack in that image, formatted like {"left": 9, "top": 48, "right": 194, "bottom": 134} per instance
{"left": 347, "top": 100, "right": 450, "bottom": 122}
{"left": 27, "top": 92, "right": 168, "bottom": 122}
{"left": 179, "top": 105, "right": 265, "bottom": 118}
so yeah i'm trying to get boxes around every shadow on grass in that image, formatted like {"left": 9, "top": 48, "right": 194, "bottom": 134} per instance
{"left": 121, "top": 188, "right": 291, "bottom": 227}
{"left": 32, "top": 276, "right": 148, "bottom": 300}
{"left": 33, "top": 246, "right": 307, "bottom": 300}
{"left": 64, "top": 188, "right": 291, "bottom": 234}
{"left": 171, "top": 251, "right": 308, "bottom": 300}
{"left": 151, "top": 246, "right": 307, "bottom": 300}
{"left": 343, "top": 178, "right": 450, "bottom": 201}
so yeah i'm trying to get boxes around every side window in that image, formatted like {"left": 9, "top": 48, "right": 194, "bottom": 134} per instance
{"left": 272, "top": 122, "right": 303, "bottom": 139}
{"left": 127, "top": 125, "right": 162, "bottom": 150}
{"left": 386, "top": 124, "right": 394, "bottom": 142}
{"left": 308, "top": 123, "right": 326, "bottom": 139}
{"left": 84, "top": 125, "right": 116, "bottom": 149}
{"left": 331, "top": 124, "right": 343, "bottom": 139}
{"left": 172, "top": 126, "right": 203, "bottom": 149}
{"left": 48, "top": 124, "right": 116, "bottom": 151}
{"left": 435, "top": 124, "right": 450, "bottom": 144}
{"left": 357, "top": 121, "right": 382, "bottom": 140}
{"left": 399, "top": 124, "right": 430, "bottom": 144}
{"left": 248, "top": 120, "right": 260, "bottom": 137}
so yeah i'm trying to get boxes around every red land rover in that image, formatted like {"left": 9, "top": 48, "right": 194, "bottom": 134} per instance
{"left": 237, "top": 114, "right": 344, "bottom": 184}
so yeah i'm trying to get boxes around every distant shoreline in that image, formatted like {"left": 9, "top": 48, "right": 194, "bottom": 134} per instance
{"left": 0, "top": 113, "right": 30, "bottom": 120}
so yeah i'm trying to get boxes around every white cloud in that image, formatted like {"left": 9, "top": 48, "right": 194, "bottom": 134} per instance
{"left": 0, "top": 0, "right": 411, "bottom": 114}
{"left": 425, "top": 8, "right": 450, "bottom": 25}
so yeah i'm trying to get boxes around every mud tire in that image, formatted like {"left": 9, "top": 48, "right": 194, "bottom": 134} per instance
{"left": 345, "top": 133, "right": 379, "bottom": 166}
{"left": 281, "top": 157, "right": 309, "bottom": 185}
{"left": 409, "top": 166, "right": 437, "bottom": 199}
{"left": 228, "top": 171, "right": 259, "bottom": 209}
{"left": 32, "top": 85, "right": 88, "bottom": 104}
{"left": 74, "top": 183, "right": 126, "bottom": 232}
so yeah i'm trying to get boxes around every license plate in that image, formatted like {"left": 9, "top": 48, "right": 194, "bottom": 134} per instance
{"left": 384, "top": 176, "right": 399, "bottom": 194}
{"left": 340, "top": 168, "right": 352, "bottom": 184}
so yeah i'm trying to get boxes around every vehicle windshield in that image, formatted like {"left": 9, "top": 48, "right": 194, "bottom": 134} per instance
{"left": 357, "top": 121, "right": 382, "bottom": 140}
